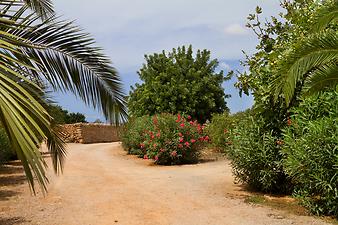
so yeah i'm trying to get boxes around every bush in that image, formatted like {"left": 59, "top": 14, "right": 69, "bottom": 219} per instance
{"left": 205, "top": 113, "right": 233, "bottom": 152}
{"left": 228, "top": 116, "right": 292, "bottom": 193}
{"left": 121, "top": 116, "right": 153, "bottom": 156}
{"left": 206, "top": 109, "right": 252, "bottom": 152}
{"left": 282, "top": 92, "right": 338, "bottom": 218}
{"left": 0, "top": 127, "right": 16, "bottom": 165}
{"left": 121, "top": 114, "right": 208, "bottom": 165}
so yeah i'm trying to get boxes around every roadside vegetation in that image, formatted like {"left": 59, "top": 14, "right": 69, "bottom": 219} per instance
{"left": 122, "top": 0, "right": 337, "bottom": 219}
{"left": 206, "top": 0, "right": 338, "bottom": 218}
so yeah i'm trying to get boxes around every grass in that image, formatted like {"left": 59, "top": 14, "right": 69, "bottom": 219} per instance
{"left": 244, "top": 194, "right": 338, "bottom": 224}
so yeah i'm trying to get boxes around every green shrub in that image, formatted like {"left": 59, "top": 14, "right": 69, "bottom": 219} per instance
{"left": 228, "top": 116, "right": 292, "bottom": 193}
{"left": 282, "top": 92, "right": 338, "bottom": 218}
{"left": 205, "top": 113, "right": 233, "bottom": 152}
{"left": 121, "top": 114, "right": 208, "bottom": 165}
{"left": 121, "top": 115, "right": 153, "bottom": 156}
{"left": 0, "top": 127, "right": 16, "bottom": 165}
{"left": 206, "top": 110, "right": 252, "bottom": 152}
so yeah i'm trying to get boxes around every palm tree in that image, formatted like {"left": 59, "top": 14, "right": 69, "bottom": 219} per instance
{"left": 0, "top": 0, "right": 127, "bottom": 192}
{"left": 272, "top": 1, "right": 338, "bottom": 106}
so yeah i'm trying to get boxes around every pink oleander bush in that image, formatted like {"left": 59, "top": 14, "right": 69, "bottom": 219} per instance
{"left": 121, "top": 114, "right": 209, "bottom": 165}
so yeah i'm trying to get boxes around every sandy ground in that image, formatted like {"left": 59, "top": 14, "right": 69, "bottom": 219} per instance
{"left": 0, "top": 143, "right": 332, "bottom": 225}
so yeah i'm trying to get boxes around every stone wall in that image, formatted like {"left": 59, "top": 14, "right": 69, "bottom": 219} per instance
{"left": 60, "top": 123, "right": 122, "bottom": 144}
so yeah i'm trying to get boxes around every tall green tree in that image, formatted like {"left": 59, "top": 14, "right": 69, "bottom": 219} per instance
{"left": 0, "top": 0, "right": 127, "bottom": 192}
{"left": 128, "top": 45, "right": 230, "bottom": 122}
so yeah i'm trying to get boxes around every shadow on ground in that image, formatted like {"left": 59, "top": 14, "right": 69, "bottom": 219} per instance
{"left": 0, "top": 161, "right": 25, "bottom": 201}
{"left": 0, "top": 217, "right": 27, "bottom": 225}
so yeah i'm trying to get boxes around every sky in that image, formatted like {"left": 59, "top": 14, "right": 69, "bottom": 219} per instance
{"left": 52, "top": 0, "right": 281, "bottom": 122}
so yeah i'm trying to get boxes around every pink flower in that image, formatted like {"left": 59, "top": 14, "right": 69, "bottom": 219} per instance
{"left": 178, "top": 132, "right": 183, "bottom": 137}
{"left": 176, "top": 114, "right": 181, "bottom": 123}
{"left": 156, "top": 132, "right": 161, "bottom": 138}
{"left": 143, "top": 155, "right": 148, "bottom": 160}
{"left": 171, "top": 151, "right": 178, "bottom": 157}
{"left": 179, "top": 137, "right": 184, "bottom": 143}
{"left": 153, "top": 143, "right": 157, "bottom": 148}
{"left": 204, "top": 136, "right": 210, "bottom": 142}
{"left": 155, "top": 155, "right": 159, "bottom": 161}
{"left": 160, "top": 148, "right": 166, "bottom": 152}
{"left": 189, "top": 121, "right": 194, "bottom": 125}
{"left": 178, "top": 144, "right": 183, "bottom": 149}
{"left": 151, "top": 135, "right": 155, "bottom": 139}
{"left": 185, "top": 142, "right": 190, "bottom": 147}
{"left": 180, "top": 123, "right": 185, "bottom": 128}
{"left": 190, "top": 139, "right": 196, "bottom": 143}
{"left": 187, "top": 115, "right": 192, "bottom": 120}
{"left": 140, "top": 143, "right": 145, "bottom": 149}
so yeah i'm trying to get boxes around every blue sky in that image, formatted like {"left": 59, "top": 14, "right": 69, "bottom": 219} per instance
{"left": 52, "top": 0, "right": 281, "bottom": 122}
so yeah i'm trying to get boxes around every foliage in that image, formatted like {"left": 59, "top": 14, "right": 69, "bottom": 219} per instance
{"left": 227, "top": 116, "right": 292, "bottom": 193}
{"left": 122, "top": 114, "right": 209, "bottom": 165}
{"left": 128, "top": 45, "right": 230, "bottom": 123}
{"left": 227, "top": 0, "right": 336, "bottom": 196}
{"left": 282, "top": 91, "right": 338, "bottom": 217}
{"left": 121, "top": 116, "right": 153, "bottom": 156}
{"left": 65, "top": 113, "right": 86, "bottom": 124}
{"left": 272, "top": 2, "right": 338, "bottom": 105}
{"left": 0, "top": 0, "right": 127, "bottom": 191}
{"left": 205, "top": 109, "right": 252, "bottom": 152}
{"left": 0, "top": 127, "right": 16, "bottom": 165}
{"left": 48, "top": 105, "right": 87, "bottom": 124}
{"left": 235, "top": 1, "right": 334, "bottom": 132}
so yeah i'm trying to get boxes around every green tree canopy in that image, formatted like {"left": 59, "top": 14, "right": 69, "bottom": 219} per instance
{"left": 48, "top": 105, "right": 87, "bottom": 124}
{"left": 128, "top": 45, "right": 230, "bottom": 122}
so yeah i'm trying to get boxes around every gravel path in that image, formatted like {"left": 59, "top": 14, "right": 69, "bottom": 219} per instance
{"left": 0, "top": 143, "right": 331, "bottom": 225}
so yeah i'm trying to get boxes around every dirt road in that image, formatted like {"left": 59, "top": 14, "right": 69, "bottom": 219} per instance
{"left": 0, "top": 143, "right": 331, "bottom": 225}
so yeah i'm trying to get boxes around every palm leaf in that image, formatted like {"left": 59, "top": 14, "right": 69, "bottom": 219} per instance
{"left": 0, "top": 2, "right": 126, "bottom": 191}
{"left": 304, "top": 62, "right": 338, "bottom": 94}
{"left": 272, "top": 31, "right": 338, "bottom": 105}
{"left": 311, "top": 1, "right": 338, "bottom": 32}
{"left": 0, "top": 0, "right": 54, "bottom": 19}
{"left": 5, "top": 12, "right": 128, "bottom": 124}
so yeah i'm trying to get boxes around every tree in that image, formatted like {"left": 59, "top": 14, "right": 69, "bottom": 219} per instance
{"left": 272, "top": 1, "right": 338, "bottom": 105}
{"left": 235, "top": 0, "right": 332, "bottom": 131}
{"left": 0, "top": 0, "right": 127, "bottom": 192}
{"left": 65, "top": 113, "right": 86, "bottom": 124}
{"left": 128, "top": 45, "right": 230, "bottom": 122}
{"left": 48, "top": 104, "right": 87, "bottom": 124}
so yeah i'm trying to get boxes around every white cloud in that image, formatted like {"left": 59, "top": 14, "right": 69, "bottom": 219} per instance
{"left": 220, "top": 62, "right": 231, "bottom": 71}
{"left": 224, "top": 24, "right": 248, "bottom": 35}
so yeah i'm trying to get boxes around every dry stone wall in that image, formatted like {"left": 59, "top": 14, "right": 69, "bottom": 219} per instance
{"left": 60, "top": 123, "right": 121, "bottom": 144}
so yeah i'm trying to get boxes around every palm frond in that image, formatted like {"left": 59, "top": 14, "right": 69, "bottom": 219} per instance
{"left": 272, "top": 31, "right": 338, "bottom": 105}
{"left": 0, "top": 64, "right": 50, "bottom": 193}
{"left": 304, "top": 62, "right": 338, "bottom": 94}
{"left": 0, "top": 0, "right": 127, "bottom": 192}
{"left": 311, "top": 1, "right": 338, "bottom": 32}
{"left": 5, "top": 12, "right": 128, "bottom": 124}
{"left": 0, "top": 0, "right": 54, "bottom": 19}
